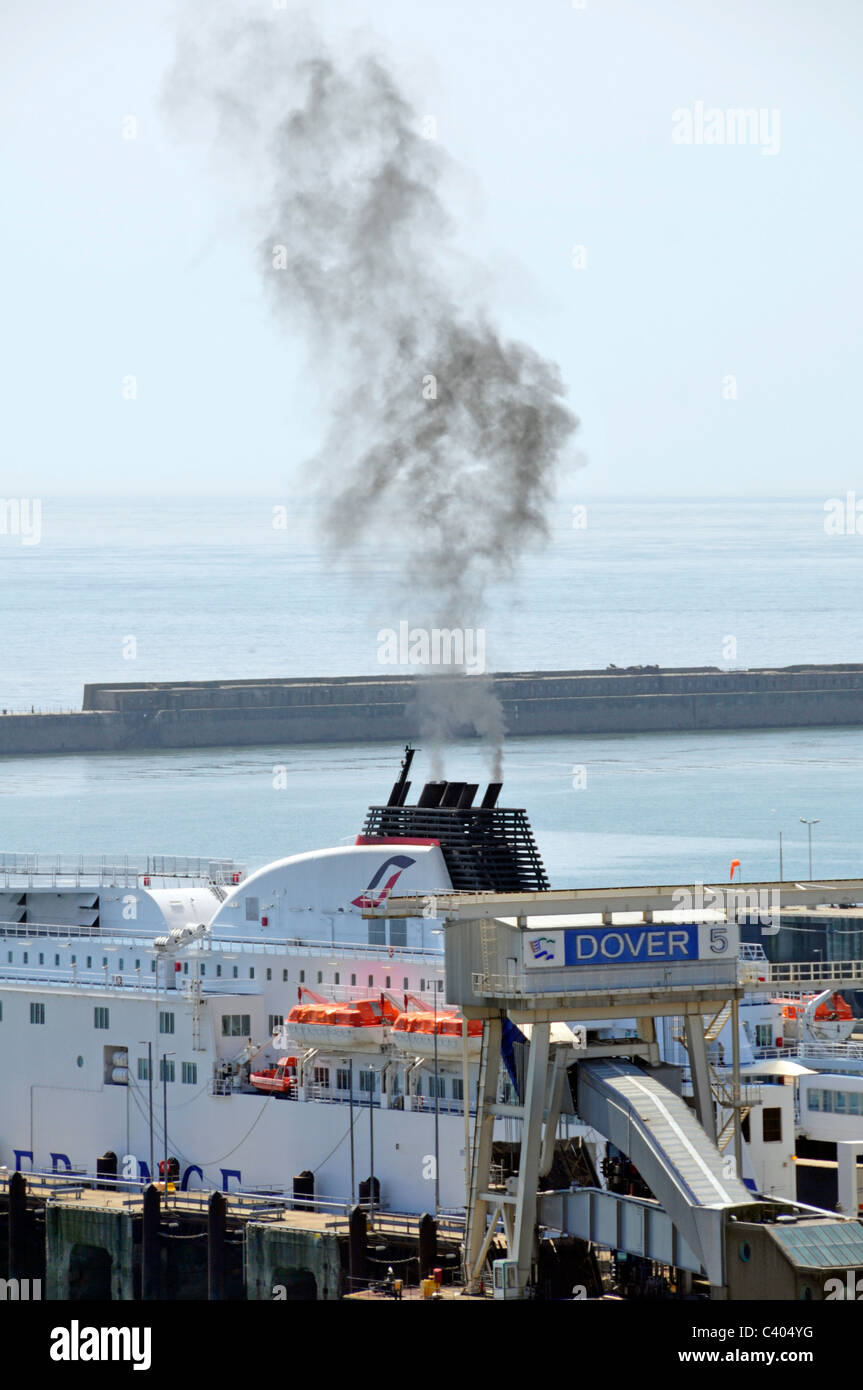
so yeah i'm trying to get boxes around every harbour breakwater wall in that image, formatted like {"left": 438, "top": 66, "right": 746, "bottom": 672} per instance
{"left": 2, "top": 664, "right": 863, "bottom": 756}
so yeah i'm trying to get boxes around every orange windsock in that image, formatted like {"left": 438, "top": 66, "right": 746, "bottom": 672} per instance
{"left": 729, "top": 859, "right": 741, "bottom": 881}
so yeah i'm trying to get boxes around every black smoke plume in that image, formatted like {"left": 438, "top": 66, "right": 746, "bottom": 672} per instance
{"left": 165, "top": 14, "right": 580, "bottom": 777}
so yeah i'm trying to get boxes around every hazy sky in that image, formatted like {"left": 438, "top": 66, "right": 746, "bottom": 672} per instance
{"left": 3, "top": 0, "right": 861, "bottom": 497}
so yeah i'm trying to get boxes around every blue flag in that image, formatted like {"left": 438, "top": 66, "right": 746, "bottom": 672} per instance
{"left": 500, "top": 1017, "right": 527, "bottom": 1098}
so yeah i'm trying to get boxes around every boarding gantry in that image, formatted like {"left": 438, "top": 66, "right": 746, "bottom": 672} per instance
{"left": 380, "top": 883, "right": 863, "bottom": 1300}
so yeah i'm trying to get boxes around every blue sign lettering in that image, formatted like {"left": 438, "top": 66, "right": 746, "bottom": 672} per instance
{"left": 564, "top": 924, "right": 697, "bottom": 966}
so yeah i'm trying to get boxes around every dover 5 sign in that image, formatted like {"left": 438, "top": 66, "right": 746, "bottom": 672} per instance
{"left": 522, "top": 921, "right": 738, "bottom": 970}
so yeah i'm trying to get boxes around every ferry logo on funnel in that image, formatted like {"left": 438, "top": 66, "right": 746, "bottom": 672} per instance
{"left": 351, "top": 855, "right": 416, "bottom": 909}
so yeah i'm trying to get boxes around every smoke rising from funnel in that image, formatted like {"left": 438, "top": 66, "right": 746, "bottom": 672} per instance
{"left": 165, "top": 13, "right": 580, "bottom": 776}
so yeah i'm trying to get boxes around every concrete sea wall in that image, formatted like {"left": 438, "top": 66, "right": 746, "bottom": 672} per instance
{"left": 1, "top": 664, "right": 863, "bottom": 755}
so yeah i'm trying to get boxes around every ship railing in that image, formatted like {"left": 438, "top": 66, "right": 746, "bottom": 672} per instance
{"left": 0, "top": 918, "right": 166, "bottom": 943}
{"left": 0, "top": 852, "right": 245, "bottom": 888}
{"left": 766, "top": 959, "right": 863, "bottom": 986}
{"left": 264, "top": 938, "right": 445, "bottom": 962}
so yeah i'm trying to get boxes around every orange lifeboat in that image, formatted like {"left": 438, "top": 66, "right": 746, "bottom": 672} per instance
{"left": 391, "top": 1008, "right": 483, "bottom": 1058}
{"left": 283, "top": 995, "right": 399, "bottom": 1050}
{"left": 250, "top": 1056, "right": 299, "bottom": 1097}
{"left": 781, "top": 993, "right": 853, "bottom": 1024}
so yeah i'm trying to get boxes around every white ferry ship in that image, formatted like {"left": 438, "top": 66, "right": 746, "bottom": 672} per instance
{"left": 1, "top": 747, "right": 859, "bottom": 1219}
{"left": 0, "top": 750, "right": 556, "bottom": 1213}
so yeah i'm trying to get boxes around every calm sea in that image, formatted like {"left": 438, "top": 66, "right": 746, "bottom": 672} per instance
{"left": 1, "top": 494, "right": 861, "bottom": 885}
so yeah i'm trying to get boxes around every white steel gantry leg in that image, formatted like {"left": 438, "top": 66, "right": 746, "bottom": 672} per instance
{"left": 512, "top": 1021, "right": 551, "bottom": 1296}
{"left": 465, "top": 1015, "right": 502, "bottom": 1291}
{"left": 684, "top": 1014, "right": 717, "bottom": 1143}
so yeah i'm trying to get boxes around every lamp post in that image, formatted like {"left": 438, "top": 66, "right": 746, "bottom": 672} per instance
{"left": 800, "top": 819, "right": 820, "bottom": 879}
{"left": 162, "top": 1051, "right": 174, "bottom": 1195}
{"left": 430, "top": 933, "right": 444, "bottom": 1217}
{"left": 347, "top": 1057, "right": 356, "bottom": 1205}
{"left": 368, "top": 1063, "right": 376, "bottom": 1230}
{"left": 138, "top": 1040, "right": 154, "bottom": 1179}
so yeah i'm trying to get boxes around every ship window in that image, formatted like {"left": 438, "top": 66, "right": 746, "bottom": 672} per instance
{"left": 23, "top": 952, "right": 28, "bottom": 965}
{"left": 30, "top": 1002, "right": 45, "bottom": 1025}
{"left": 336, "top": 1068, "right": 351, "bottom": 1091}
{"left": 102, "top": 957, "right": 108, "bottom": 967}
{"left": 430, "top": 1076, "right": 445, "bottom": 1099}
{"left": 415, "top": 1075, "right": 422, "bottom": 1096}
{"left": 200, "top": 964, "right": 206, "bottom": 976}
{"left": 71, "top": 955, "right": 76, "bottom": 965}
{"left": 232, "top": 966, "right": 238, "bottom": 979}
{"left": 351, "top": 974, "right": 356, "bottom": 987}
{"left": 436, "top": 980, "right": 443, "bottom": 992}
{"left": 216, "top": 964, "right": 222, "bottom": 977}
{"left": 249, "top": 968, "right": 255, "bottom": 980}
{"left": 6, "top": 951, "right": 10, "bottom": 963}
{"left": 823, "top": 1090, "right": 834, "bottom": 1113}
{"left": 182, "top": 1062, "right": 197, "bottom": 1085}
{"left": 386, "top": 976, "right": 391, "bottom": 989}
{"left": 754, "top": 1024, "right": 773, "bottom": 1048}
{"left": 849, "top": 1092, "right": 861, "bottom": 1116}
{"left": 159, "top": 1011, "right": 175, "bottom": 1035}
{"left": 807, "top": 1089, "right": 820, "bottom": 1112}
{"left": 282, "top": 969, "right": 288, "bottom": 983}
{"left": 86, "top": 957, "right": 92, "bottom": 969}
{"left": 221, "top": 1014, "right": 251, "bottom": 1037}
{"left": 54, "top": 954, "right": 60, "bottom": 967}
{"left": 268, "top": 1015, "right": 281, "bottom": 1034}
{"left": 150, "top": 960, "right": 155, "bottom": 972}
{"left": 159, "top": 1058, "right": 175, "bottom": 1083}
{"left": 368, "top": 975, "right": 373, "bottom": 988}
{"left": 135, "top": 960, "right": 140, "bottom": 970}
{"left": 39, "top": 953, "right": 44, "bottom": 965}
{"left": 138, "top": 1057, "right": 150, "bottom": 1081}
{"left": 452, "top": 1078, "right": 464, "bottom": 1101}
{"left": 835, "top": 1091, "right": 847, "bottom": 1114}
{"left": 763, "top": 1108, "right": 782, "bottom": 1143}
{"left": 94, "top": 1007, "right": 109, "bottom": 1030}
{"left": 403, "top": 978, "right": 409, "bottom": 991}
{"left": 299, "top": 971, "right": 305, "bottom": 983}
{"left": 266, "top": 968, "right": 272, "bottom": 982}
{"left": 368, "top": 919, "right": 386, "bottom": 947}
{"left": 0, "top": 1001, "right": 3, "bottom": 1020}
{"left": 389, "top": 920, "right": 407, "bottom": 949}
{"left": 183, "top": 962, "right": 189, "bottom": 975}
{"left": 359, "top": 1069, "right": 376, "bottom": 1093}
{"left": 741, "top": 1111, "right": 751, "bottom": 1142}
{"left": 313, "top": 1067, "right": 330, "bottom": 1089}
{"left": 317, "top": 971, "right": 322, "bottom": 985}
{"left": 334, "top": 973, "right": 340, "bottom": 985}
{"left": 119, "top": 959, "right": 124, "bottom": 971}
{"left": 245, "top": 897, "right": 260, "bottom": 922}
{"left": 420, "top": 979, "right": 425, "bottom": 992}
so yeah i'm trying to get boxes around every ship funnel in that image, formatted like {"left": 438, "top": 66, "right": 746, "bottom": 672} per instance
{"left": 481, "top": 782, "right": 502, "bottom": 809}
{"left": 440, "top": 781, "right": 465, "bottom": 808}
{"left": 417, "top": 780, "right": 447, "bottom": 808}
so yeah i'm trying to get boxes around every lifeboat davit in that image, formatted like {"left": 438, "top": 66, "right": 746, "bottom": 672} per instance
{"left": 390, "top": 1008, "right": 483, "bottom": 1059}
{"left": 283, "top": 995, "right": 399, "bottom": 1050}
